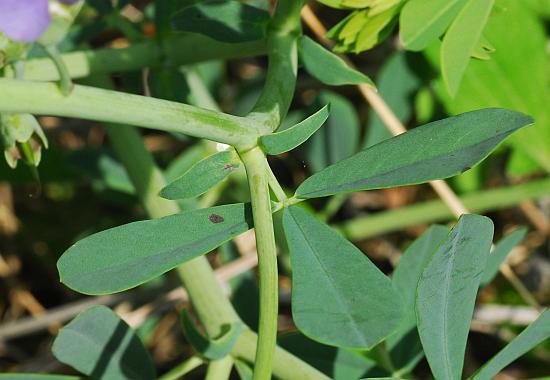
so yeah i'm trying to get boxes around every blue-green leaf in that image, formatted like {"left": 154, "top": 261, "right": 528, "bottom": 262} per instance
{"left": 58, "top": 203, "right": 253, "bottom": 295}
{"left": 283, "top": 206, "right": 403, "bottom": 349}
{"left": 388, "top": 225, "right": 449, "bottom": 371}
{"left": 171, "top": 0, "right": 269, "bottom": 43}
{"left": 441, "top": 0, "right": 495, "bottom": 95}
{"left": 261, "top": 105, "right": 330, "bottom": 155}
{"left": 160, "top": 149, "right": 240, "bottom": 200}
{"left": 296, "top": 109, "right": 532, "bottom": 198}
{"left": 416, "top": 215, "right": 494, "bottom": 380}
{"left": 299, "top": 36, "right": 375, "bottom": 88}
{"left": 52, "top": 306, "right": 155, "bottom": 380}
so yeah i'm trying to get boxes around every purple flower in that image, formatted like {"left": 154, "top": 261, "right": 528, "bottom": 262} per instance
{"left": 0, "top": 0, "right": 79, "bottom": 42}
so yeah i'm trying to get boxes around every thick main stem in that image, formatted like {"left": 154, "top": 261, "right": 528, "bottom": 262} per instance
{"left": 240, "top": 147, "right": 279, "bottom": 380}
{"left": 0, "top": 78, "right": 258, "bottom": 149}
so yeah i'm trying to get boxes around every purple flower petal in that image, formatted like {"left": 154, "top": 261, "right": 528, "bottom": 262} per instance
{"left": 0, "top": 0, "right": 50, "bottom": 42}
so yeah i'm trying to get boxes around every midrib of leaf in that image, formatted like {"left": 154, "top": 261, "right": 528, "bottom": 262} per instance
{"left": 61, "top": 328, "right": 147, "bottom": 380}
{"left": 404, "top": 0, "right": 462, "bottom": 45}
{"left": 301, "top": 129, "right": 515, "bottom": 197}
{"left": 290, "top": 210, "right": 371, "bottom": 347}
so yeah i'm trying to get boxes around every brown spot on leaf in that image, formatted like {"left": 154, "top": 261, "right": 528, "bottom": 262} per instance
{"left": 209, "top": 214, "right": 225, "bottom": 224}
{"left": 223, "top": 164, "right": 236, "bottom": 172}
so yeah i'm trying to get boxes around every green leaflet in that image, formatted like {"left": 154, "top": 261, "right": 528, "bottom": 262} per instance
{"left": 52, "top": 306, "right": 155, "bottom": 380}
{"left": 295, "top": 108, "right": 532, "bottom": 198}
{"left": 399, "top": 0, "right": 467, "bottom": 51}
{"left": 261, "top": 104, "right": 330, "bottom": 155}
{"left": 325, "top": 3, "right": 402, "bottom": 53}
{"left": 58, "top": 203, "right": 253, "bottom": 294}
{"left": 480, "top": 228, "right": 527, "bottom": 286}
{"left": 387, "top": 225, "right": 449, "bottom": 371}
{"left": 471, "top": 308, "right": 550, "bottom": 380}
{"left": 393, "top": 225, "right": 450, "bottom": 327}
{"left": 353, "top": 5, "right": 400, "bottom": 53}
{"left": 181, "top": 309, "right": 245, "bottom": 360}
{"left": 299, "top": 36, "right": 375, "bottom": 88}
{"left": 441, "top": 0, "right": 495, "bottom": 96}
{"left": 427, "top": 0, "right": 550, "bottom": 174}
{"left": 171, "top": 0, "right": 269, "bottom": 43}
{"left": 416, "top": 215, "right": 494, "bottom": 380}
{"left": 283, "top": 206, "right": 403, "bottom": 349}
{"left": 160, "top": 149, "right": 240, "bottom": 200}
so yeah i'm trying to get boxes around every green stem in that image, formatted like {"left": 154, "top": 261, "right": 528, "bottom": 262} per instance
{"left": 158, "top": 356, "right": 204, "bottom": 380}
{"left": 42, "top": 44, "right": 73, "bottom": 95}
{"left": 240, "top": 147, "right": 279, "bottom": 380}
{"left": 205, "top": 356, "right": 234, "bottom": 380}
{"left": 18, "top": 34, "right": 265, "bottom": 81}
{"left": 248, "top": 0, "right": 303, "bottom": 131}
{"left": 337, "top": 177, "right": 550, "bottom": 240}
{"left": 0, "top": 78, "right": 258, "bottom": 149}
{"left": 103, "top": 111, "right": 326, "bottom": 380}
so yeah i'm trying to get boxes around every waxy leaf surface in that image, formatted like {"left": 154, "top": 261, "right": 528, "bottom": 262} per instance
{"left": 441, "top": 0, "right": 495, "bottom": 95}
{"left": 299, "top": 36, "right": 375, "bottom": 88}
{"left": 471, "top": 308, "right": 550, "bottom": 380}
{"left": 388, "top": 225, "right": 449, "bottom": 370}
{"left": 296, "top": 108, "right": 532, "bottom": 198}
{"left": 160, "top": 149, "right": 240, "bottom": 200}
{"left": 52, "top": 306, "right": 155, "bottom": 380}
{"left": 261, "top": 104, "right": 330, "bottom": 155}
{"left": 58, "top": 203, "right": 253, "bottom": 294}
{"left": 283, "top": 206, "right": 403, "bottom": 349}
{"left": 172, "top": 0, "right": 269, "bottom": 43}
{"left": 481, "top": 228, "right": 527, "bottom": 286}
{"left": 416, "top": 215, "right": 494, "bottom": 380}
{"left": 399, "top": 0, "right": 467, "bottom": 51}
